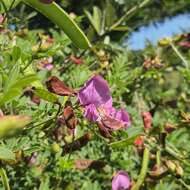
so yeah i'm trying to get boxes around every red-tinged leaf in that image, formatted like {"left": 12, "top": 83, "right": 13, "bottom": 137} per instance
{"left": 70, "top": 55, "right": 84, "bottom": 65}
{"left": 46, "top": 76, "right": 76, "bottom": 96}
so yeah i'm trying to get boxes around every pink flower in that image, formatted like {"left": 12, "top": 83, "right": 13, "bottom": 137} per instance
{"left": 78, "top": 75, "right": 130, "bottom": 130}
{"left": 179, "top": 41, "right": 190, "bottom": 48}
{"left": 38, "top": 57, "right": 54, "bottom": 70}
{"left": 112, "top": 171, "right": 130, "bottom": 190}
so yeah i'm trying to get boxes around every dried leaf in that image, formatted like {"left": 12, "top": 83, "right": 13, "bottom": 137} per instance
{"left": 46, "top": 76, "right": 76, "bottom": 96}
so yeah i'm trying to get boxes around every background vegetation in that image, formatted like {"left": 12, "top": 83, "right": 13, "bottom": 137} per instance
{"left": 0, "top": 0, "right": 190, "bottom": 189}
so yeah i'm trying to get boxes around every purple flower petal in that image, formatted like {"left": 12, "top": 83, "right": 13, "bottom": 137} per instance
{"left": 44, "top": 63, "right": 54, "bottom": 70}
{"left": 84, "top": 104, "right": 99, "bottom": 122}
{"left": 78, "top": 75, "right": 112, "bottom": 108}
{"left": 112, "top": 171, "right": 130, "bottom": 190}
{"left": 99, "top": 107, "right": 130, "bottom": 130}
{"left": 112, "top": 108, "right": 131, "bottom": 128}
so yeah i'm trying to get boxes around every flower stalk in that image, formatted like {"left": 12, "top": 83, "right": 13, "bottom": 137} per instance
{"left": 131, "top": 147, "right": 150, "bottom": 190}
{"left": 0, "top": 167, "right": 10, "bottom": 190}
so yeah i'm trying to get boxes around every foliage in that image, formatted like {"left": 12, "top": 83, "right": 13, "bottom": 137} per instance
{"left": 0, "top": 0, "right": 190, "bottom": 190}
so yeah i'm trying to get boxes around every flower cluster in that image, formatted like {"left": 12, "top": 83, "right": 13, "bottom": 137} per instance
{"left": 78, "top": 75, "right": 130, "bottom": 131}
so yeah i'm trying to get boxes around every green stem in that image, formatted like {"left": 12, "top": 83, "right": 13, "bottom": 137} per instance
{"left": 170, "top": 42, "right": 188, "bottom": 68}
{"left": 178, "top": 179, "right": 190, "bottom": 190}
{"left": 131, "top": 147, "right": 150, "bottom": 190}
{"left": 109, "top": 0, "right": 151, "bottom": 31}
{"left": 156, "top": 150, "right": 161, "bottom": 168}
{"left": 0, "top": 167, "right": 10, "bottom": 190}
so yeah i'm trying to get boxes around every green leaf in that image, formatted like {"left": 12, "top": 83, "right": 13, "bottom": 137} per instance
{"left": 22, "top": 0, "right": 91, "bottom": 49}
{"left": 0, "top": 115, "right": 31, "bottom": 139}
{"left": 105, "top": 3, "right": 117, "bottom": 28}
{"left": 0, "top": 147, "right": 15, "bottom": 161}
{"left": 84, "top": 6, "right": 103, "bottom": 36}
{"left": 39, "top": 177, "right": 50, "bottom": 190}
{"left": 0, "top": 0, "right": 21, "bottom": 13}
{"left": 0, "top": 88, "right": 21, "bottom": 106}
{"left": 4, "top": 64, "right": 20, "bottom": 93}
{"left": 58, "top": 157, "right": 74, "bottom": 171}
{"left": 34, "top": 88, "right": 58, "bottom": 103}
{"left": 127, "top": 127, "right": 143, "bottom": 137}
{"left": 12, "top": 46, "right": 21, "bottom": 61}
{"left": 109, "top": 136, "right": 137, "bottom": 149}
{"left": 24, "top": 65, "right": 44, "bottom": 89}
{"left": 0, "top": 75, "right": 38, "bottom": 106}
{"left": 13, "top": 74, "right": 39, "bottom": 89}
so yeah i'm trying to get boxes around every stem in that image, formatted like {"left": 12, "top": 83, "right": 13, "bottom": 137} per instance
{"left": 131, "top": 147, "right": 150, "bottom": 190}
{"left": 109, "top": 0, "right": 151, "bottom": 31}
{"left": 0, "top": 167, "right": 10, "bottom": 190}
{"left": 156, "top": 150, "right": 161, "bottom": 168}
{"left": 178, "top": 179, "right": 190, "bottom": 190}
{"left": 170, "top": 42, "right": 188, "bottom": 68}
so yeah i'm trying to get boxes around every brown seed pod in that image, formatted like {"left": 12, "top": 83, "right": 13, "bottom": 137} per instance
{"left": 75, "top": 159, "right": 106, "bottom": 170}
{"left": 62, "top": 132, "right": 92, "bottom": 154}
{"left": 63, "top": 105, "right": 78, "bottom": 129}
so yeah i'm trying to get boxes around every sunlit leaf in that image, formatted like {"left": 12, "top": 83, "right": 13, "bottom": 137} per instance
{"left": 0, "top": 115, "right": 31, "bottom": 139}
{"left": 0, "top": 147, "right": 15, "bottom": 161}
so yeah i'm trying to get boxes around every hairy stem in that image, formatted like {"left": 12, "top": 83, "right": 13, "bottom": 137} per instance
{"left": 0, "top": 167, "right": 10, "bottom": 190}
{"left": 131, "top": 147, "right": 150, "bottom": 190}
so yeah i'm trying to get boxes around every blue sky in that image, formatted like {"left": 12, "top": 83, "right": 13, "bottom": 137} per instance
{"left": 127, "top": 13, "right": 190, "bottom": 50}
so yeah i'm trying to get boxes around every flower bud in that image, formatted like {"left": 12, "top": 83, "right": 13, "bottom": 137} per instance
{"left": 112, "top": 170, "right": 130, "bottom": 190}
{"left": 141, "top": 112, "right": 152, "bottom": 131}
{"left": 176, "top": 165, "right": 184, "bottom": 178}
{"left": 134, "top": 136, "right": 144, "bottom": 146}
{"left": 165, "top": 160, "right": 176, "bottom": 173}
{"left": 70, "top": 55, "right": 84, "bottom": 65}
{"left": 51, "top": 143, "right": 61, "bottom": 153}
{"left": 158, "top": 37, "right": 172, "bottom": 46}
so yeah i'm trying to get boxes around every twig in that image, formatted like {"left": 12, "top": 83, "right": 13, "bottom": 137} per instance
{"left": 178, "top": 179, "right": 190, "bottom": 190}
{"left": 170, "top": 42, "right": 188, "bottom": 68}
{"left": 109, "top": 0, "right": 152, "bottom": 31}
